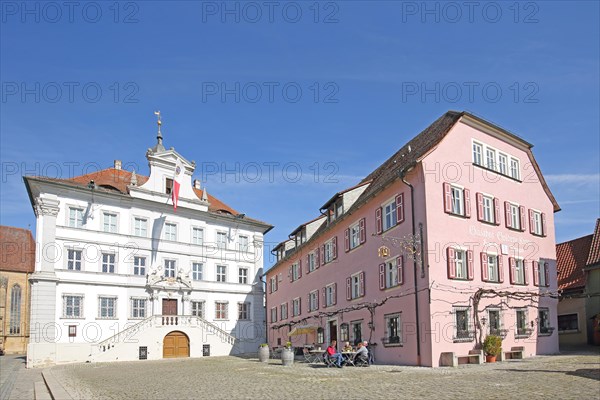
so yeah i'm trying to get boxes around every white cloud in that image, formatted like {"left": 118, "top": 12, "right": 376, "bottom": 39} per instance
{"left": 546, "top": 174, "right": 600, "bottom": 186}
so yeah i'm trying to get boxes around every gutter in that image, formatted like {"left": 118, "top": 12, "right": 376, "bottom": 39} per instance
{"left": 399, "top": 162, "right": 421, "bottom": 365}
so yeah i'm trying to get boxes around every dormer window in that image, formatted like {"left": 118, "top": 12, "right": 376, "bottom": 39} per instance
{"left": 327, "top": 200, "right": 344, "bottom": 224}
{"left": 165, "top": 178, "right": 173, "bottom": 195}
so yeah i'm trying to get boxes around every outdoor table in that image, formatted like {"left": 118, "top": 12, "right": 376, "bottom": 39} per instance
{"left": 341, "top": 352, "right": 357, "bottom": 366}
{"left": 308, "top": 349, "right": 324, "bottom": 363}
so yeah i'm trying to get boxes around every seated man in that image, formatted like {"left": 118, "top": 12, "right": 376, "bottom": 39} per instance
{"left": 326, "top": 340, "right": 344, "bottom": 368}
{"left": 354, "top": 341, "right": 369, "bottom": 365}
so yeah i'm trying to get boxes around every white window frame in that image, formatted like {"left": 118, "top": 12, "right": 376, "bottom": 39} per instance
{"left": 509, "top": 203, "right": 521, "bottom": 230}
{"left": 164, "top": 259, "right": 176, "bottom": 278}
{"left": 191, "top": 301, "right": 205, "bottom": 318}
{"left": 270, "top": 307, "right": 277, "bottom": 322}
{"left": 308, "top": 252, "right": 316, "bottom": 273}
{"left": 516, "top": 308, "right": 529, "bottom": 336}
{"left": 239, "top": 235, "right": 249, "bottom": 252}
{"left": 349, "top": 222, "right": 361, "bottom": 249}
{"left": 292, "top": 297, "right": 301, "bottom": 317}
{"left": 216, "top": 232, "right": 228, "bottom": 249}
{"left": 280, "top": 303, "right": 288, "bottom": 320}
{"left": 487, "top": 253, "right": 499, "bottom": 282}
{"left": 351, "top": 273, "right": 361, "bottom": 300}
{"left": 63, "top": 294, "right": 84, "bottom": 318}
{"left": 130, "top": 297, "right": 147, "bottom": 319}
{"left": 68, "top": 207, "right": 84, "bottom": 228}
{"left": 215, "top": 301, "right": 228, "bottom": 320}
{"left": 451, "top": 185, "right": 464, "bottom": 216}
{"left": 324, "top": 240, "right": 334, "bottom": 264}
{"left": 482, "top": 195, "right": 494, "bottom": 223}
{"left": 538, "top": 259, "right": 547, "bottom": 287}
{"left": 270, "top": 276, "right": 278, "bottom": 292}
{"left": 498, "top": 153, "right": 508, "bottom": 175}
{"left": 133, "top": 217, "right": 148, "bottom": 237}
{"left": 514, "top": 258, "right": 525, "bottom": 284}
{"left": 325, "top": 284, "right": 335, "bottom": 307}
{"left": 454, "top": 249, "right": 467, "bottom": 279}
{"left": 216, "top": 265, "right": 227, "bottom": 282}
{"left": 291, "top": 262, "right": 300, "bottom": 281}
{"left": 164, "top": 222, "right": 177, "bottom": 241}
{"left": 309, "top": 290, "right": 318, "bottom": 312}
{"left": 98, "top": 296, "right": 117, "bottom": 319}
{"left": 472, "top": 141, "right": 483, "bottom": 166}
{"left": 385, "top": 259, "right": 399, "bottom": 288}
{"left": 192, "top": 227, "right": 204, "bottom": 245}
{"left": 238, "top": 267, "right": 248, "bottom": 284}
{"left": 101, "top": 252, "right": 116, "bottom": 274}
{"left": 382, "top": 198, "right": 397, "bottom": 231}
{"left": 485, "top": 147, "right": 496, "bottom": 170}
{"left": 192, "top": 262, "right": 203, "bottom": 281}
{"left": 102, "top": 212, "right": 118, "bottom": 233}
{"left": 487, "top": 308, "right": 503, "bottom": 335}
{"left": 510, "top": 157, "right": 520, "bottom": 180}
{"left": 67, "top": 249, "right": 82, "bottom": 271}
{"left": 133, "top": 256, "right": 146, "bottom": 276}
{"left": 532, "top": 210, "right": 543, "bottom": 236}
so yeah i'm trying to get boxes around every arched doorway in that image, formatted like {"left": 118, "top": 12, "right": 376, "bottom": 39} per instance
{"left": 163, "top": 331, "right": 189, "bottom": 358}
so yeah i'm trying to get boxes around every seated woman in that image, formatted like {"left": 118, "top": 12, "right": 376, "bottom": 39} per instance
{"left": 342, "top": 341, "right": 353, "bottom": 352}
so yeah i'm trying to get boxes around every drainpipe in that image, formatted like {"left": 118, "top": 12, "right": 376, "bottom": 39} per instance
{"left": 259, "top": 271, "right": 268, "bottom": 347}
{"left": 399, "top": 163, "right": 421, "bottom": 365}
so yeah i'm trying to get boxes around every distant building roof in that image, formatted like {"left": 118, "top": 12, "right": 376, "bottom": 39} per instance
{"left": 556, "top": 218, "right": 600, "bottom": 291}
{"left": 0, "top": 226, "right": 35, "bottom": 273}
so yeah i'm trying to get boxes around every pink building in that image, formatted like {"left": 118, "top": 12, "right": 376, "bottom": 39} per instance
{"left": 265, "top": 111, "right": 560, "bottom": 367}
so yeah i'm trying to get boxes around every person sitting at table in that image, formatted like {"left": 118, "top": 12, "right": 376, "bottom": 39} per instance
{"left": 354, "top": 341, "right": 369, "bottom": 365}
{"left": 342, "top": 341, "right": 353, "bottom": 352}
{"left": 326, "top": 340, "right": 344, "bottom": 368}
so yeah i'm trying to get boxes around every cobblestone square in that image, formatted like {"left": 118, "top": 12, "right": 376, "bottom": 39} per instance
{"left": 49, "top": 350, "right": 599, "bottom": 400}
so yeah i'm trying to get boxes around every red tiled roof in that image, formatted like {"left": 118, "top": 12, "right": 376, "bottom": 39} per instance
{"left": 585, "top": 218, "right": 600, "bottom": 266}
{"left": 556, "top": 235, "right": 592, "bottom": 291}
{"left": 0, "top": 226, "right": 35, "bottom": 273}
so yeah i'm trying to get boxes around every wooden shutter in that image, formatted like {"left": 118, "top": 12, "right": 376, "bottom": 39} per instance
{"left": 476, "top": 193, "right": 484, "bottom": 221}
{"left": 376, "top": 207, "right": 383, "bottom": 234}
{"left": 523, "top": 261, "right": 529, "bottom": 285}
{"left": 379, "top": 263, "right": 385, "bottom": 290}
{"left": 464, "top": 189, "right": 471, "bottom": 218}
{"left": 346, "top": 277, "right": 351, "bottom": 300}
{"left": 467, "top": 250, "right": 474, "bottom": 280}
{"left": 396, "top": 193, "right": 405, "bottom": 224}
{"left": 443, "top": 182, "right": 452, "bottom": 213}
{"left": 447, "top": 247, "right": 456, "bottom": 279}
{"left": 544, "top": 262, "right": 550, "bottom": 287}
{"left": 332, "top": 237, "right": 338, "bottom": 260}
{"left": 332, "top": 283, "right": 337, "bottom": 305}
{"left": 532, "top": 261, "right": 539, "bottom": 286}
{"left": 298, "top": 259, "right": 302, "bottom": 279}
{"left": 307, "top": 294, "right": 311, "bottom": 312}
{"left": 289, "top": 266, "right": 293, "bottom": 282}
{"left": 498, "top": 255, "right": 504, "bottom": 283}
{"left": 306, "top": 255, "right": 310, "bottom": 274}
{"left": 519, "top": 206, "right": 526, "bottom": 231}
{"left": 541, "top": 213, "right": 547, "bottom": 236}
{"left": 397, "top": 255, "right": 404, "bottom": 285}
{"left": 268, "top": 277, "right": 272, "bottom": 293}
{"left": 529, "top": 209, "right": 535, "bottom": 234}
{"left": 344, "top": 228, "right": 350, "bottom": 252}
{"left": 298, "top": 297, "right": 301, "bottom": 315}
{"left": 322, "top": 288, "right": 326, "bottom": 308}
{"left": 359, "top": 272, "right": 365, "bottom": 297}
{"left": 278, "top": 272, "right": 282, "bottom": 282}
{"left": 320, "top": 245, "right": 325, "bottom": 266}
{"left": 505, "top": 202, "right": 512, "bottom": 228}
{"left": 481, "top": 252, "right": 489, "bottom": 281}
{"left": 509, "top": 257, "right": 516, "bottom": 284}
{"left": 359, "top": 218, "right": 366, "bottom": 244}
{"left": 493, "top": 198, "right": 501, "bottom": 225}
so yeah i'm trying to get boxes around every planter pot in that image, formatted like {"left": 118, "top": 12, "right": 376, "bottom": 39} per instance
{"left": 281, "top": 348, "right": 294, "bottom": 366}
{"left": 486, "top": 355, "right": 497, "bottom": 363}
{"left": 258, "top": 346, "right": 270, "bottom": 363}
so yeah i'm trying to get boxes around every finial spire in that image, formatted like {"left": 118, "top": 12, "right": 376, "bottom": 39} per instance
{"left": 152, "top": 111, "right": 166, "bottom": 152}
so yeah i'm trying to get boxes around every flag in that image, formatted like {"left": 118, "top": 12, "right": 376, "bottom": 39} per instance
{"left": 172, "top": 159, "right": 185, "bottom": 211}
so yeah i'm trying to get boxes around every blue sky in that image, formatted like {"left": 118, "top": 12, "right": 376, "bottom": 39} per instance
{"left": 1, "top": 1, "right": 599, "bottom": 261}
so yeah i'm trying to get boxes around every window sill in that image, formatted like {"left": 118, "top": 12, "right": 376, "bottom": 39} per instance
{"left": 478, "top": 219, "right": 499, "bottom": 226}
{"left": 60, "top": 317, "right": 85, "bottom": 319}
{"left": 558, "top": 330, "right": 580, "bottom": 335}
{"left": 453, "top": 337, "right": 475, "bottom": 343}
{"left": 382, "top": 342, "right": 403, "bottom": 348}
{"left": 446, "top": 212, "right": 470, "bottom": 219}
{"left": 96, "top": 318, "right": 118, "bottom": 320}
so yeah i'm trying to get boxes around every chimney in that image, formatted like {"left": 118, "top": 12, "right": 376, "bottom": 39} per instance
{"left": 114, "top": 160, "right": 122, "bottom": 170}
{"left": 193, "top": 179, "right": 201, "bottom": 190}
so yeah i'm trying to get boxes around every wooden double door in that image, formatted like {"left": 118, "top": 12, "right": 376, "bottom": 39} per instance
{"left": 163, "top": 331, "right": 189, "bottom": 358}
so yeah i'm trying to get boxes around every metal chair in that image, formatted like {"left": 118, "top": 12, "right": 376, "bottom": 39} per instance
{"left": 323, "top": 353, "right": 338, "bottom": 368}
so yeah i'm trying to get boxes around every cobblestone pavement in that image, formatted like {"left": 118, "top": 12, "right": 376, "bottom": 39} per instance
{"left": 51, "top": 351, "right": 599, "bottom": 400}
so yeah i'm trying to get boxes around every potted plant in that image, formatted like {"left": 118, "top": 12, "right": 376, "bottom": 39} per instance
{"left": 258, "top": 343, "right": 269, "bottom": 363}
{"left": 483, "top": 335, "right": 502, "bottom": 363}
{"left": 281, "top": 341, "right": 294, "bottom": 366}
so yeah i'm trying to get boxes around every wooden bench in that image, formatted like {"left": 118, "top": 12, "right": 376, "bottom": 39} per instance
{"left": 499, "top": 346, "right": 525, "bottom": 361}
{"left": 440, "top": 350, "right": 483, "bottom": 367}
